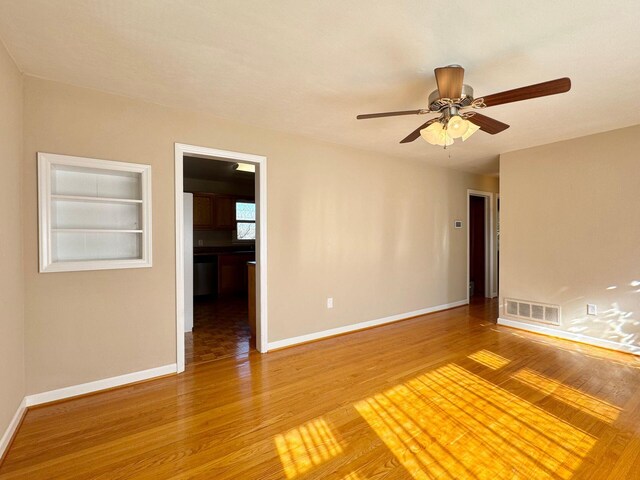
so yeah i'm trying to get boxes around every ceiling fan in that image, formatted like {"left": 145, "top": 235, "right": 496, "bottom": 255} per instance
{"left": 356, "top": 65, "right": 571, "bottom": 146}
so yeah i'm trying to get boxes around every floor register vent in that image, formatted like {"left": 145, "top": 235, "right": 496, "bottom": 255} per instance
{"left": 505, "top": 298, "right": 560, "bottom": 326}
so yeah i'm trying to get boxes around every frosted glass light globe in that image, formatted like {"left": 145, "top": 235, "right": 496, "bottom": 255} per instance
{"left": 461, "top": 121, "right": 481, "bottom": 141}
{"left": 420, "top": 121, "right": 444, "bottom": 145}
{"left": 446, "top": 115, "right": 469, "bottom": 139}
{"left": 437, "top": 131, "right": 454, "bottom": 146}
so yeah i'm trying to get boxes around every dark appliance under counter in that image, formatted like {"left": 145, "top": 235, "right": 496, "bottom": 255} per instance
{"left": 194, "top": 254, "right": 218, "bottom": 296}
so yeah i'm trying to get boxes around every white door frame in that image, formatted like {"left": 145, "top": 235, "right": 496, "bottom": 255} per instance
{"left": 466, "top": 189, "right": 495, "bottom": 302}
{"left": 174, "top": 143, "right": 268, "bottom": 373}
{"left": 495, "top": 192, "right": 500, "bottom": 298}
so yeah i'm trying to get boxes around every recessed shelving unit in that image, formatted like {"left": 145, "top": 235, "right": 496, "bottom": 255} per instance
{"left": 38, "top": 152, "right": 152, "bottom": 272}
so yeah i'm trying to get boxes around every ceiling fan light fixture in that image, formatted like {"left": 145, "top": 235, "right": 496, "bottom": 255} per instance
{"left": 420, "top": 121, "right": 445, "bottom": 145}
{"left": 421, "top": 122, "right": 454, "bottom": 146}
{"left": 446, "top": 115, "right": 469, "bottom": 139}
{"left": 440, "top": 132, "right": 454, "bottom": 147}
{"left": 461, "top": 122, "right": 481, "bottom": 141}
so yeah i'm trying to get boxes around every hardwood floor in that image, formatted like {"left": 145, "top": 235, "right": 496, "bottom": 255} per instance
{"left": 3, "top": 299, "right": 640, "bottom": 479}
{"left": 185, "top": 296, "right": 253, "bottom": 366}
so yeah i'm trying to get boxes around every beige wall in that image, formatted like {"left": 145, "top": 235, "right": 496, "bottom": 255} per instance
{"left": 500, "top": 125, "right": 640, "bottom": 351}
{"left": 23, "top": 76, "right": 498, "bottom": 395}
{"left": 0, "top": 42, "right": 24, "bottom": 435}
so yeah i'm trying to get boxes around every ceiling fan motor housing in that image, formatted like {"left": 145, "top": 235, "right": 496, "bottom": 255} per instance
{"left": 428, "top": 84, "right": 474, "bottom": 111}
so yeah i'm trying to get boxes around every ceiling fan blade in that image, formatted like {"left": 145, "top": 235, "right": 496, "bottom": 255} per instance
{"left": 400, "top": 118, "right": 439, "bottom": 143}
{"left": 467, "top": 113, "right": 510, "bottom": 134}
{"left": 357, "top": 109, "right": 426, "bottom": 120}
{"left": 434, "top": 65, "right": 465, "bottom": 99}
{"left": 479, "top": 77, "right": 571, "bottom": 108}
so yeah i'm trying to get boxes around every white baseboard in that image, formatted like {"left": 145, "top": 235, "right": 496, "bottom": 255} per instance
{"left": 0, "top": 398, "right": 26, "bottom": 461}
{"left": 25, "top": 363, "right": 177, "bottom": 407}
{"left": 267, "top": 299, "right": 468, "bottom": 351}
{"left": 497, "top": 317, "right": 640, "bottom": 356}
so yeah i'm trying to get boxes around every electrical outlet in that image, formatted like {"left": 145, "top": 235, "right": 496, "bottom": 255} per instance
{"left": 327, "top": 297, "right": 333, "bottom": 309}
{"left": 587, "top": 304, "right": 597, "bottom": 316}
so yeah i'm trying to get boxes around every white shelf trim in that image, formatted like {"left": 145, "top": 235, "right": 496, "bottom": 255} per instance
{"left": 51, "top": 194, "right": 143, "bottom": 204}
{"left": 42, "top": 258, "right": 151, "bottom": 272}
{"left": 52, "top": 228, "right": 143, "bottom": 233}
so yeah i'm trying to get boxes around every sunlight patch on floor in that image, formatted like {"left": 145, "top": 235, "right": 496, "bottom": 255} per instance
{"left": 467, "top": 349, "right": 511, "bottom": 369}
{"left": 512, "top": 368, "right": 621, "bottom": 423}
{"left": 355, "top": 363, "right": 595, "bottom": 479}
{"left": 341, "top": 472, "right": 365, "bottom": 480}
{"left": 274, "top": 418, "right": 343, "bottom": 479}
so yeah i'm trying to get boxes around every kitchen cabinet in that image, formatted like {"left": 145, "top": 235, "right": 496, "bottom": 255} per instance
{"left": 193, "top": 194, "right": 214, "bottom": 229}
{"left": 218, "top": 253, "right": 254, "bottom": 296}
{"left": 212, "top": 195, "right": 236, "bottom": 230}
{"left": 192, "top": 193, "right": 255, "bottom": 231}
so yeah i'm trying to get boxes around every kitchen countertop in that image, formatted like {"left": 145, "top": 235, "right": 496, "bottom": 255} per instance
{"left": 193, "top": 246, "right": 255, "bottom": 256}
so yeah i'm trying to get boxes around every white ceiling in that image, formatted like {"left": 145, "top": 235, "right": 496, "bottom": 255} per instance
{"left": 1, "top": 1, "right": 639, "bottom": 174}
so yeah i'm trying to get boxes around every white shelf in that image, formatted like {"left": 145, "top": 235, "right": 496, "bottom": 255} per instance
{"left": 38, "top": 152, "right": 152, "bottom": 273}
{"left": 52, "top": 229, "right": 144, "bottom": 233}
{"left": 51, "top": 194, "right": 143, "bottom": 204}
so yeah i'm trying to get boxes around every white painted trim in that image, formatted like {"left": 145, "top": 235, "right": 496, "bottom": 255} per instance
{"left": 0, "top": 398, "right": 26, "bottom": 461}
{"left": 37, "top": 152, "right": 152, "bottom": 273}
{"left": 2, "top": 366, "right": 176, "bottom": 454}
{"left": 494, "top": 192, "right": 500, "bottom": 298}
{"left": 174, "top": 143, "right": 269, "bottom": 373}
{"left": 256, "top": 150, "right": 269, "bottom": 353}
{"left": 25, "top": 364, "right": 177, "bottom": 407}
{"left": 497, "top": 317, "right": 640, "bottom": 356}
{"left": 267, "top": 300, "right": 468, "bottom": 351}
{"left": 174, "top": 145, "right": 185, "bottom": 372}
{"left": 466, "top": 189, "right": 495, "bottom": 301}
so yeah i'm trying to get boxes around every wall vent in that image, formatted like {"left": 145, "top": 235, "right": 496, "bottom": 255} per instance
{"left": 504, "top": 298, "right": 561, "bottom": 326}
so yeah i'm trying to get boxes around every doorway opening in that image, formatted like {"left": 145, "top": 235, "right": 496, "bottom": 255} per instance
{"left": 175, "top": 144, "right": 267, "bottom": 373}
{"left": 467, "top": 189, "right": 495, "bottom": 301}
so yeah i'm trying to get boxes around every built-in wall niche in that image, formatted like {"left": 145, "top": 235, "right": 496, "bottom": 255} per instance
{"left": 38, "top": 152, "right": 152, "bottom": 272}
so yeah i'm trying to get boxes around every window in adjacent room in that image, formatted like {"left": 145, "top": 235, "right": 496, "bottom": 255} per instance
{"left": 235, "top": 201, "right": 256, "bottom": 240}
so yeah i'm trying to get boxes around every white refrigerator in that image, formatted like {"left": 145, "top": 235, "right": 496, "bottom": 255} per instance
{"left": 183, "top": 193, "right": 194, "bottom": 332}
